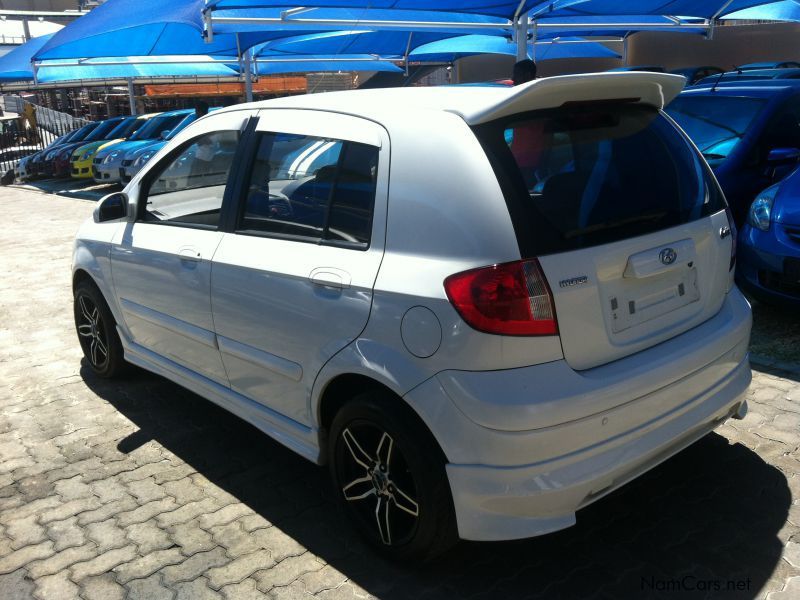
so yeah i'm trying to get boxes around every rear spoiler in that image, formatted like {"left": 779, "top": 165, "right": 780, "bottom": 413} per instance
{"left": 455, "top": 72, "right": 687, "bottom": 125}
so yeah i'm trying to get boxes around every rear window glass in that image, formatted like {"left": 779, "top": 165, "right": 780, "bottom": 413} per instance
{"left": 666, "top": 95, "right": 767, "bottom": 165}
{"left": 474, "top": 104, "right": 726, "bottom": 256}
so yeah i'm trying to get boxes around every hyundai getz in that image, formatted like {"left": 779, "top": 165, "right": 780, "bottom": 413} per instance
{"left": 73, "top": 72, "right": 752, "bottom": 561}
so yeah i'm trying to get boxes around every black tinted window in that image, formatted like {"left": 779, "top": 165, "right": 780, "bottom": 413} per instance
{"left": 240, "top": 132, "right": 378, "bottom": 247}
{"left": 475, "top": 105, "right": 726, "bottom": 256}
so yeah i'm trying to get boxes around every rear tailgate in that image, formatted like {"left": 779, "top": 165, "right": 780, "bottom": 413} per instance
{"left": 472, "top": 90, "right": 734, "bottom": 371}
{"left": 539, "top": 212, "right": 732, "bottom": 370}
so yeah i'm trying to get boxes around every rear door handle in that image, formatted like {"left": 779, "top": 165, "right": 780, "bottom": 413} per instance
{"left": 178, "top": 247, "right": 202, "bottom": 262}
{"left": 309, "top": 267, "right": 351, "bottom": 290}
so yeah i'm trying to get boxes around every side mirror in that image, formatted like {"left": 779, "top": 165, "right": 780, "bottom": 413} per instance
{"left": 94, "top": 192, "right": 129, "bottom": 223}
{"left": 767, "top": 147, "right": 800, "bottom": 164}
{"left": 160, "top": 130, "right": 171, "bottom": 140}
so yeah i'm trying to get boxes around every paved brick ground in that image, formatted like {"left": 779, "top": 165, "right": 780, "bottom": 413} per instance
{"left": 0, "top": 186, "right": 799, "bottom": 600}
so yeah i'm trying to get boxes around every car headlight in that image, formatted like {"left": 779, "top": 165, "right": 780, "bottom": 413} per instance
{"left": 103, "top": 152, "right": 120, "bottom": 165}
{"left": 135, "top": 152, "right": 155, "bottom": 167}
{"left": 748, "top": 184, "right": 779, "bottom": 232}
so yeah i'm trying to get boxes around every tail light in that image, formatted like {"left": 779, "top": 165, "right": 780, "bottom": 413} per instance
{"left": 725, "top": 207, "right": 737, "bottom": 271}
{"left": 444, "top": 259, "right": 558, "bottom": 336}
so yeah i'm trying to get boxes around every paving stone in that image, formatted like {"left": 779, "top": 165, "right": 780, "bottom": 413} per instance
{"left": 117, "top": 497, "right": 178, "bottom": 528}
{"left": 175, "top": 577, "right": 224, "bottom": 600}
{"left": 126, "top": 520, "right": 174, "bottom": 554}
{"left": 85, "top": 519, "right": 128, "bottom": 553}
{"left": 46, "top": 516, "right": 86, "bottom": 551}
{"left": 0, "top": 568, "right": 36, "bottom": 600}
{"left": 157, "top": 498, "right": 220, "bottom": 529}
{"left": 0, "top": 496, "right": 61, "bottom": 526}
{"left": 70, "top": 545, "right": 137, "bottom": 581}
{"left": 76, "top": 495, "right": 138, "bottom": 526}
{"left": 198, "top": 504, "right": 253, "bottom": 530}
{"left": 53, "top": 476, "right": 92, "bottom": 501}
{"left": 252, "top": 526, "right": 306, "bottom": 563}
{"left": 296, "top": 564, "right": 349, "bottom": 595}
{"left": 161, "top": 547, "right": 230, "bottom": 586}
{"left": 79, "top": 573, "right": 126, "bottom": 600}
{"left": 767, "top": 576, "right": 800, "bottom": 600}
{"left": 127, "top": 477, "right": 168, "bottom": 504}
{"left": 239, "top": 514, "right": 272, "bottom": 533}
{"left": 253, "top": 554, "right": 323, "bottom": 592}
{"left": 6, "top": 514, "right": 47, "bottom": 549}
{"left": 126, "top": 573, "right": 174, "bottom": 600}
{"left": 27, "top": 542, "right": 98, "bottom": 579}
{"left": 163, "top": 478, "right": 206, "bottom": 504}
{"left": 33, "top": 570, "right": 80, "bottom": 600}
{"left": 220, "top": 578, "right": 264, "bottom": 600}
{"left": 0, "top": 541, "right": 55, "bottom": 575}
{"left": 168, "top": 520, "right": 217, "bottom": 556}
{"left": 114, "top": 547, "right": 185, "bottom": 584}
{"left": 207, "top": 550, "right": 275, "bottom": 589}
{"left": 38, "top": 497, "right": 102, "bottom": 525}
{"left": 209, "top": 521, "right": 263, "bottom": 557}
{"left": 784, "top": 541, "right": 800, "bottom": 569}
{"left": 89, "top": 478, "right": 128, "bottom": 504}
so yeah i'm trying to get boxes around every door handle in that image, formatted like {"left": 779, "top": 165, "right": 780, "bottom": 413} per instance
{"left": 178, "top": 247, "right": 202, "bottom": 262}
{"left": 309, "top": 267, "right": 351, "bottom": 290}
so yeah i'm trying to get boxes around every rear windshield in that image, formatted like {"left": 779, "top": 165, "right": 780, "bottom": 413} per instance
{"left": 474, "top": 104, "right": 727, "bottom": 256}
{"left": 666, "top": 95, "right": 767, "bottom": 165}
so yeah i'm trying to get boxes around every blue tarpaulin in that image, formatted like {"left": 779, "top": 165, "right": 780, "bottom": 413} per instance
{"left": 724, "top": 0, "right": 800, "bottom": 20}
{"left": 36, "top": 56, "right": 239, "bottom": 83}
{"left": 0, "top": 34, "right": 53, "bottom": 81}
{"left": 253, "top": 55, "right": 402, "bottom": 74}
{"left": 408, "top": 34, "right": 620, "bottom": 62}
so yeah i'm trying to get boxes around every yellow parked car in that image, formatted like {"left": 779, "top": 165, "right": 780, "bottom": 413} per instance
{"left": 70, "top": 114, "right": 152, "bottom": 179}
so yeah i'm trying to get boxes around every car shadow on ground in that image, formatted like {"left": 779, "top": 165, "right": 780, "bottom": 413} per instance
{"left": 80, "top": 365, "right": 791, "bottom": 600}
{"left": 11, "top": 179, "right": 118, "bottom": 202}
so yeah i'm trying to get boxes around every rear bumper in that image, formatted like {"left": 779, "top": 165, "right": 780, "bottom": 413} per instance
{"left": 405, "top": 289, "right": 752, "bottom": 541}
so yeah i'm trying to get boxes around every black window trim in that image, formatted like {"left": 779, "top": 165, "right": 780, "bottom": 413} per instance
{"left": 136, "top": 116, "right": 257, "bottom": 231}
{"left": 229, "top": 129, "right": 377, "bottom": 251}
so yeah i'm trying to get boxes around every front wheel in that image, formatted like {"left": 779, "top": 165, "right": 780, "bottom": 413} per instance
{"left": 328, "top": 392, "right": 457, "bottom": 561}
{"left": 73, "top": 279, "right": 126, "bottom": 378}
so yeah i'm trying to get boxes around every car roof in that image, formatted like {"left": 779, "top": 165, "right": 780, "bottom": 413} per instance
{"left": 219, "top": 72, "right": 686, "bottom": 127}
{"left": 740, "top": 61, "right": 800, "bottom": 70}
{"left": 682, "top": 80, "right": 800, "bottom": 97}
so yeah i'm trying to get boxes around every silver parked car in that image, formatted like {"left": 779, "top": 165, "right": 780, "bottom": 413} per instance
{"left": 72, "top": 72, "right": 752, "bottom": 560}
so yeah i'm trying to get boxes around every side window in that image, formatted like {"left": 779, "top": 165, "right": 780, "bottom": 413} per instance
{"left": 142, "top": 130, "right": 240, "bottom": 227}
{"left": 755, "top": 100, "right": 800, "bottom": 165}
{"left": 239, "top": 132, "right": 378, "bottom": 247}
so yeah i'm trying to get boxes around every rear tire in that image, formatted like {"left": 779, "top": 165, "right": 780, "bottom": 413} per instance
{"left": 73, "top": 279, "right": 126, "bottom": 378}
{"left": 328, "top": 391, "right": 457, "bottom": 561}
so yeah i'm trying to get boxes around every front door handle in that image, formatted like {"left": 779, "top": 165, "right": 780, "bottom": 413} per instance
{"left": 309, "top": 267, "right": 351, "bottom": 290}
{"left": 178, "top": 247, "right": 202, "bottom": 262}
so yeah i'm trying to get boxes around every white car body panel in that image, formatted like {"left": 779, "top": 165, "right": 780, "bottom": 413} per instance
{"left": 72, "top": 73, "right": 752, "bottom": 543}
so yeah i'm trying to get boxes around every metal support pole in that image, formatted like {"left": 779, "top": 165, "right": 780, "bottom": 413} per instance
{"left": 31, "top": 61, "right": 38, "bottom": 87}
{"left": 21, "top": 19, "right": 31, "bottom": 42}
{"left": 514, "top": 13, "right": 528, "bottom": 61}
{"left": 127, "top": 78, "right": 137, "bottom": 116}
{"left": 243, "top": 50, "right": 253, "bottom": 103}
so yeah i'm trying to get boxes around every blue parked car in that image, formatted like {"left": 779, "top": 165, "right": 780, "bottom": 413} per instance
{"left": 666, "top": 81, "right": 800, "bottom": 226}
{"left": 737, "top": 168, "right": 800, "bottom": 306}
{"left": 693, "top": 68, "right": 800, "bottom": 86}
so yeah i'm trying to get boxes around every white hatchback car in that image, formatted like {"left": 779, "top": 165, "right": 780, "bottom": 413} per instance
{"left": 73, "top": 72, "right": 752, "bottom": 560}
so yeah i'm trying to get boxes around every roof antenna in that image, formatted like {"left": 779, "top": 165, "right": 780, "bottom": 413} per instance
{"left": 711, "top": 69, "right": 726, "bottom": 93}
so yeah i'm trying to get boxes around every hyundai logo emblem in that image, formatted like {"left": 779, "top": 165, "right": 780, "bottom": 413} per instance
{"left": 659, "top": 248, "right": 678, "bottom": 265}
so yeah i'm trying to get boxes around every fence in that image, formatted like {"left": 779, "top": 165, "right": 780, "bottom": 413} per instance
{"left": 0, "top": 95, "right": 90, "bottom": 176}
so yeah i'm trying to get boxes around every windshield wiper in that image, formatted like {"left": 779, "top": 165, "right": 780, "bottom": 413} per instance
{"left": 675, "top": 109, "right": 745, "bottom": 139}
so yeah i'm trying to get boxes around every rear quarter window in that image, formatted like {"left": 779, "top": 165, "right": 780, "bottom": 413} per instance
{"left": 474, "top": 104, "right": 727, "bottom": 257}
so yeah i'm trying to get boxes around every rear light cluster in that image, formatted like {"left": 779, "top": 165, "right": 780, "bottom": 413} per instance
{"left": 444, "top": 259, "right": 558, "bottom": 336}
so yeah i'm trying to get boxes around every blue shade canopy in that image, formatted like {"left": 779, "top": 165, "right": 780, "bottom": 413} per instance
{"left": 723, "top": 0, "right": 800, "bottom": 20}
{"left": 35, "top": 56, "right": 240, "bottom": 83}
{"left": 206, "top": 1, "right": 540, "bottom": 19}
{"left": 254, "top": 55, "right": 402, "bottom": 74}
{"left": 0, "top": 34, "right": 54, "bottom": 81}
{"left": 408, "top": 34, "right": 619, "bottom": 62}
{"left": 528, "top": 1, "right": 788, "bottom": 19}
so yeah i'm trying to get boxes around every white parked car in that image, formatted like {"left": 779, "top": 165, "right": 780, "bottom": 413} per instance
{"left": 72, "top": 72, "right": 752, "bottom": 560}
